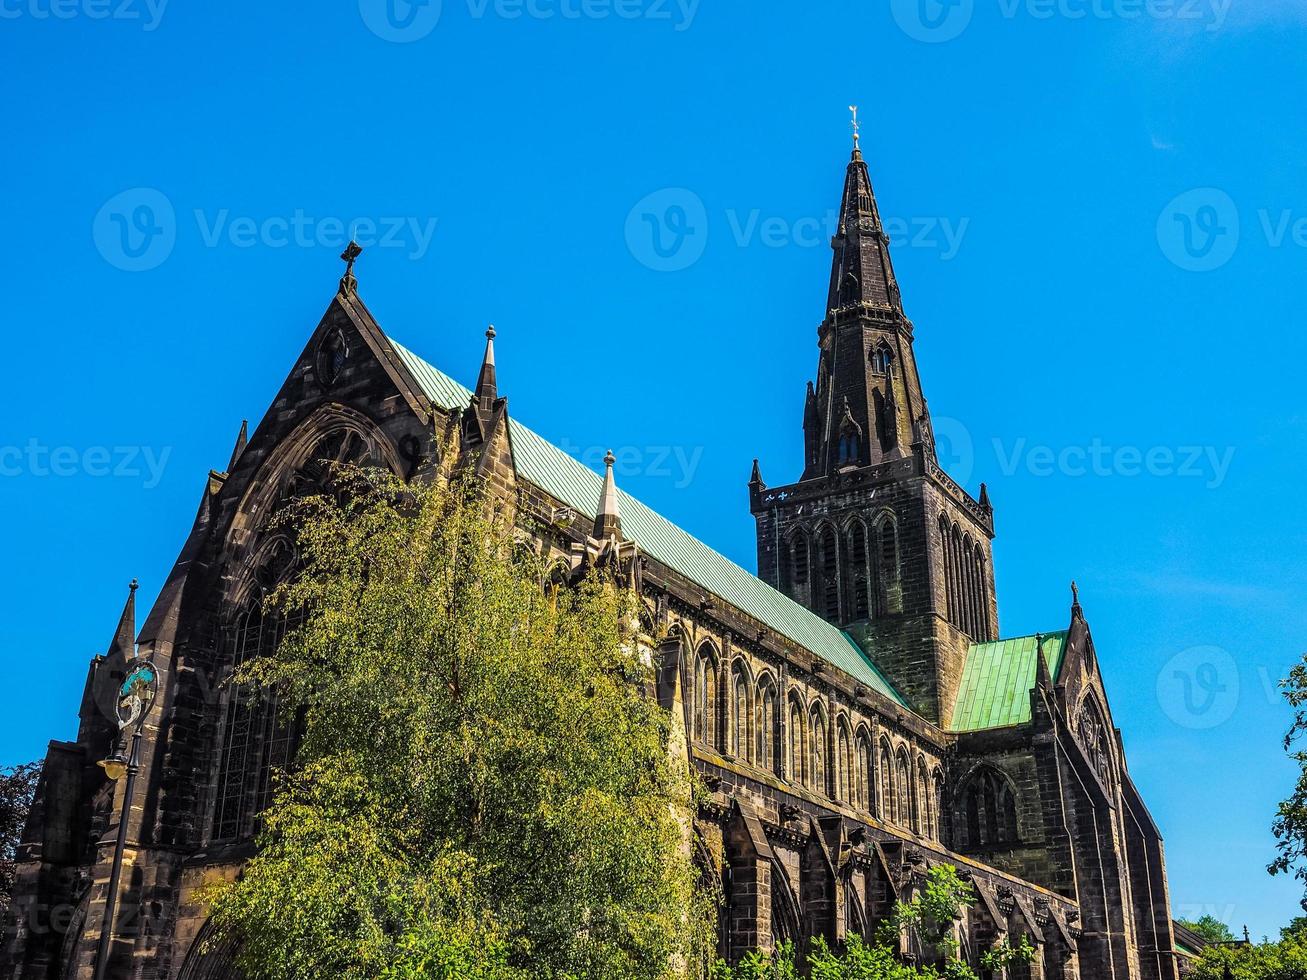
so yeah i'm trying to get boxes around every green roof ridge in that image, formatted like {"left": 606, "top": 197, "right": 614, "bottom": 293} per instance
{"left": 389, "top": 336, "right": 909, "bottom": 709}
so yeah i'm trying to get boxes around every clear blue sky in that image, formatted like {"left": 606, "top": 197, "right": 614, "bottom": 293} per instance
{"left": 3, "top": 0, "right": 1305, "bottom": 941}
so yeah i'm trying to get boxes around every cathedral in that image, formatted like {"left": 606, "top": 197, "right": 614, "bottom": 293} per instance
{"left": 3, "top": 140, "right": 1199, "bottom": 979}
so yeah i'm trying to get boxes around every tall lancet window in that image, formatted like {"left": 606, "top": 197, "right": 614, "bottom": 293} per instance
{"left": 214, "top": 602, "right": 302, "bottom": 843}
{"left": 730, "top": 666, "right": 749, "bottom": 761}
{"left": 693, "top": 648, "right": 718, "bottom": 748}
{"left": 819, "top": 526, "right": 841, "bottom": 620}
{"left": 870, "top": 343, "right": 894, "bottom": 375}
{"left": 756, "top": 678, "right": 777, "bottom": 773}
{"left": 849, "top": 521, "right": 870, "bottom": 620}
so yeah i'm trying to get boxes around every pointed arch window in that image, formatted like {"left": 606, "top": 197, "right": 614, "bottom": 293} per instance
{"left": 213, "top": 603, "right": 302, "bottom": 843}
{"left": 810, "top": 706, "right": 828, "bottom": 794}
{"left": 874, "top": 514, "right": 901, "bottom": 617}
{"left": 931, "top": 768, "right": 946, "bottom": 842}
{"left": 916, "top": 759, "right": 930, "bottom": 838}
{"left": 879, "top": 741, "right": 896, "bottom": 822}
{"left": 819, "top": 526, "right": 841, "bottom": 621}
{"left": 693, "top": 648, "right": 718, "bottom": 748}
{"left": 1077, "top": 698, "right": 1113, "bottom": 785}
{"left": 855, "top": 732, "right": 873, "bottom": 811}
{"left": 787, "top": 699, "right": 805, "bottom": 785}
{"left": 849, "top": 521, "right": 870, "bottom": 620}
{"left": 896, "top": 750, "right": 915, "bottom": 832}
{"left": 870, "top": 343, "right": 894, "bottom": 375}
{"left": 957, "top": 766, "right": 1019, "bottom": 849}
{"left": 730, "top": 665, "right": 750, "bottom": 760}
{"left": 836, "top": 722, "right": 852, "bottom": 802}
{"left": 790, "top": 531, "right": 810, "bottom": 587}
{"left": 756, "top": 678, "right": 778, "bottom": 773}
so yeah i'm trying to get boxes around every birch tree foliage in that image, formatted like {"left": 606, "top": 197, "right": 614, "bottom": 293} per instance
{"left": 206, "top": 467, "right": 709, "bottom": 980}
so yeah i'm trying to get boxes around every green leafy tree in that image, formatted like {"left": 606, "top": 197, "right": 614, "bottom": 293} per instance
{"left": 0, "top": 762, "right": 41, "bottom": 922}
{"left": 714, "top": 866, "right": 1032, "bottom": 980}
{"left": 205, "top": 468, "right": 710, "bottom": 980}
{"left": 1177, "top": 915, "right": 1237, "bottom": 944}
{"left": 877, "top": 865, "right": 977, "bottom": 967}
{"left": 1189, "top": 928, "right": 1307, "bottom": 980}
{"left": 1271, "top": 659, "right": 1307, "bottom": 908}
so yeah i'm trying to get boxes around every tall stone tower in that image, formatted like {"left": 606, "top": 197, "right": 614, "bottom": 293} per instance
{"left": 749, "top": 138, "right": 998, "bottom": 727}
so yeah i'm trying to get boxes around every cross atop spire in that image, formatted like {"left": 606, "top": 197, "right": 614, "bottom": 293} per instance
{"left": 339, "top": 241, "right": 363, "bottom": 295}
{"left": 849, "top": 105, "right": 861, "bottom": 156}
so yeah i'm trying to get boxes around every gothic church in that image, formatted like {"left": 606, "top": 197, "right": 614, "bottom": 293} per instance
{"left": 4, "top": 141, "right": 1196, "bottom": 979}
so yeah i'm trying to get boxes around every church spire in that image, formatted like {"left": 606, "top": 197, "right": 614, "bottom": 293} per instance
{"left": 475, "top": 325, "right": 498, "bottom": 413}
{"left": 227, "top": 419, "right": 249, "bottom": 472}
{"left": 800, "top": 127, "right": 927, "bottom": 481}
{"left": 108, "top": 579, "right": 139, "bottom": 663}
{"left": 594, "top": 450, "right": 622, "bottom": 541}
{"left": 825, "top": 137, "right": 903, "bottom": 315}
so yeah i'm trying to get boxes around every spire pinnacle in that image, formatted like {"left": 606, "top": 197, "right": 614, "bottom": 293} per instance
{"left": 849, "top": 105, "right": 861, "bottom": 157}
{"left": 108, "top": 579, "right": 139, "bottom": 663}
{"left": 749, "top": 458, "right": 764, "bottom": 487}
{"left": 594, "top": 449, "right": 623, "bottom": 541}
{"left": 1071, "top": 580, "right": 1083, "bottom": 620}
{"left": 339, "top": 241, "right": 363, "bottom": 295}
{"left": 227, "top": 419, "right": 249, "bottom": 472}
{"left": 475, "top": 324, "right": 498, "bottom": 412}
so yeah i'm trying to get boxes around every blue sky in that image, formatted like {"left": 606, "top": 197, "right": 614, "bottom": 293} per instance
{"left": 3, "top": 0, "right": 1306, "bottom": 941}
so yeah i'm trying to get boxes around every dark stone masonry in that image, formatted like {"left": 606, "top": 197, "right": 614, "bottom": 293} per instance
{"left": 3, "top": 145, "right": 1193, "bottom": 979}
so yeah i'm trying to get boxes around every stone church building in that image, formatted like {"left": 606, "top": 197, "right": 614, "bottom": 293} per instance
{"left": 4, "top": 143, "right": 1193, "bottom": 979}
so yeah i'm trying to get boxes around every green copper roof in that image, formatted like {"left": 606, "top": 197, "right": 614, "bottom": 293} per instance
{"left": 390, "top": 337, "right": 908, "bottom": 708}
{"left": 949, "top": 631, "right": 1069, "bottom": 732}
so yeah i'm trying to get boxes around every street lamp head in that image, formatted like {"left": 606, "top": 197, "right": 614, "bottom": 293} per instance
{"left": 98, "top": 751, "right": 128, "bottom": 781}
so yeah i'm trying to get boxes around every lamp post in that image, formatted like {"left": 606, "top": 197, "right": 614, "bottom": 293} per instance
{"left": 92, "top": 659, "right": 158, "bottom": 980}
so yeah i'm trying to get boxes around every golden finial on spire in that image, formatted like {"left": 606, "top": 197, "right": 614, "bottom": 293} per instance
{"left": 849, "top": 105, "right": 860, "bottom": 150}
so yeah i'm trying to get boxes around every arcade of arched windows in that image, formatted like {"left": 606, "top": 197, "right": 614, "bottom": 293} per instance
{"left": 208, "top": 422, "right": 398, "bottom": 845}
{"left": 780, "top": 512, "right": 903, "bottom": 624}
{"left": 686, "top": 641, "right": 946, "bottom": 842}
{"left": 938, "top": 514, "right": 992, "bottom": 641}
